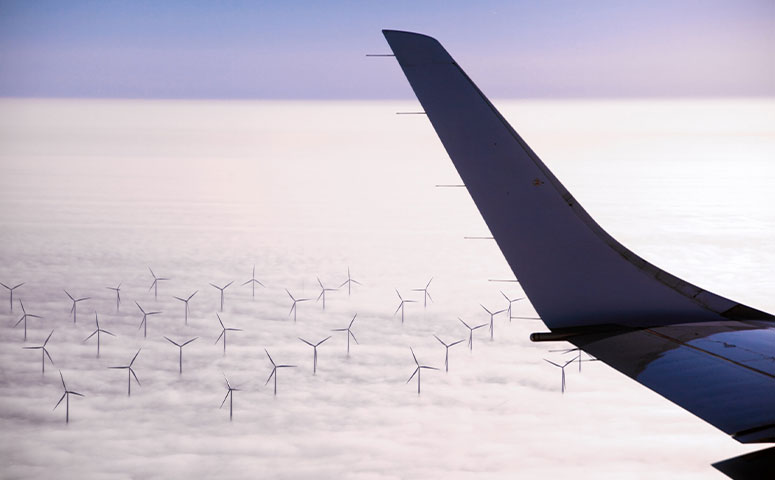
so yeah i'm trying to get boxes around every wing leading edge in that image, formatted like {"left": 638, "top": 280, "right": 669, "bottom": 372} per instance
{"left": 382, "top": 30, "right": 775, "bottom": 445}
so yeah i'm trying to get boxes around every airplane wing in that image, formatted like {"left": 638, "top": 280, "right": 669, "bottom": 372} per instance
{"left": 382, "top": 29, "right": 775, "bottom": 458}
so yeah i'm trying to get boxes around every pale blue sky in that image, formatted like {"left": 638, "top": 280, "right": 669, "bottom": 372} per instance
{"left": 0, "top": 0, "right": 772, "bottom": 98}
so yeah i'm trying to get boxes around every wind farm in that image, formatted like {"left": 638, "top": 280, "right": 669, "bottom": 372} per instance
{"left": 1, "top": 22, "right": 770, "bottom": 478}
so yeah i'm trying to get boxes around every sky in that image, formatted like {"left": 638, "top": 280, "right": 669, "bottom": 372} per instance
{"left": 0, "top": 0, "right": 773, "bottom": 99}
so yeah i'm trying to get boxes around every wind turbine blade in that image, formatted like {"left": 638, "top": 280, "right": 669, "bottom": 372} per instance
{"left": 27, "top": 314, "right": 42, "bottom": 319}
{"left": 459, "top": 318, "right": 471, "bottom": 329}
{"left": 102, "top": 330, "right": 116, "bottom": 336}
{"left": 316, "top": 336, "right": 332, "bottom": 346}
{"left": 298, "top": 338, "right": 315, "bottom": 347}
{"left": 54, "top": 393, "right": 66, "bottom": 410}
{"left": 395, "top": 289, "right": 402, "bottom": 300}
{"left": 69, "top": 391, "right": 84, "bottom": 397}
{"left": 215, "top": 331, "right": 224, "bottom": 344}
{"left": 130, "top": 368, "right": 140, "bottom": 385}
{"left": 349, "top": 331, "right": 359, "bottom": 344}
{"left": 449, "top": 339, "right": 466, "bottom": 347}
{"left": 433, "top": 335, "right": 446, "bottom": 347}
{"left": 83, "top": 331, "right": 98, "bottom": 342}
{"left": 407, "top": 367, "right": 419, "bottom": 383}
{"left": 148, "top": 266, "right": 156, "bottom": 278}
{"left": 352, "top": 280, "right": 363, "bottom": 285}
{"left": 130, "top": 349, "right": 141, "bottom": 366}
{"left": 393, "top": 303, "right": 403, "bottom": 316}
{"left": 241, "top": 280, "right": 251, "bottom": 286}
{"left": 421, "top": 366, "right": 439, "bottom": 370}
{"left": 331, "top": 328, "right": 347, "bottom": 332}
{"left": 0, "top": 282, "right": 7, "bottom": 289}
{"left": 188, "top": 291, "right": 198, "bottom": 300}
{"left": 59, "top": 370, "right": 66, "bottom": 389}
{"left": 220, "top": 391, "right": 230, "bottom": 408}
{"left": 64, "top": 290, "right": 74, "bottom": 301}
{"left": 13, "top": 282, "right": 24, "bottom": 289}
{"left": 544, "top": 359, "right": 563, "bottom": 368}
{"left": 164, "top": 336, "right": 180, "bottom": 347}
{"left": 216, "top": 313, "right": 224, "bottom": 328}
{"left": 317, "top": 277, "right": 324, "bottom": 289}
{"left": 426, "top": 291, "right": 433, "bottom": 302}
{"left": 22, "top": 346, "right": 41, "bottom": 350}
{"left": 349, "top": 314, "right": 357, "bottom": 328}
{"left": 316, "top": 291, "right": 324, "bottom": 302}
{"left": 265, "top": 369, "right": 276, "bottom": 385}
{"left": 223, "top": 373, "right": 231, "bottom": 389}
{"left": 210, "top": 283, "right": 219, "bottom": 289}
{"left": 181, "top": 337, "right": 198, "bottom": 346}
{"left": 474, "top": 323, "right": 488, "bottom": 330}
{"left": 286, "top": 289, "right": 294, "bottom": 300}
{"left": 410, "top": 347, "right": 418, "bottom": 365}
{"left": 481, "top": 304, "right": 491, "bottom": 314}
{"left": 44, "top": 349, "right": 54, "bottom": 364}
{"left": 173, "top": 296, "right": 185, "bottom": 302}
{"left": 224, "top": 281, "right": 234, "bottom": 288}
{"left": 135, "top": 302, "right": 145, "bottom": 314}
{"left": 426, "top": 277, "right": 433, "bottom": 288}
{"left": 265, "top": 349, "right": 275, "bottom": 366}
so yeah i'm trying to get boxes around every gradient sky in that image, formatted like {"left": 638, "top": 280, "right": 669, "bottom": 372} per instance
{"left": 0, "top": 0, "right": 773, "bottom": 99}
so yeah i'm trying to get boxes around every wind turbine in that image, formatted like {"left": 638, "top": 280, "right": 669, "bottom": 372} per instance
{"left": 215, "top": 313, "right": 242, "bottom": 355}
{"left": 298, "top": 336, "right": 331, "bottom": 375}
{"left": 406, "top": 347, "right": 438, "bottom": 395}
{"left": 109, "top": 348, "right": 141, "bottom": 396}
{"left": 265, "top": 349, "right": 296, "bottom": 396}
{"left": 83, "top": 312, "right": 115, "bottom": 358}
{"left": 14, "top": 299, "right": 42, "bottom": 341}
{"left": 23, "top": 329, "right": 54, "bottom": 373}
{"left": 210, "top": 281, "right": 233, "bottom": 312}
{"left": 411, "top": 277, "right": 433, "bottom": 308}
{"left": 136, "top": 301, "right": 161, "bottom": 338}
{"left": 544, "top": 358, "right": 574, "bottom": 394}
{"left": 164, "top": 336, "right": 197, "bottom": 374}
{"left": 1, "top": 281, "right": 24, "bottom": 312}
{"left": 338, "top": 267, "right": 362, "bottom": 296}
{"left": 550, "top": 347, "right": 600, "bottom": 373}
{"left": 172, "top": 290, "right": 197, "bottom": 325}
{"left": 220, "top": 373, "right": 240, "bottom": 420}
{"left": 316, "top": 277, "right": 337, "bottom": 311}
{"left": 54, "top": 370, "right": 84, "bottom": 423}
{"left": 433, "top": 335, "right": 465, "bottom": 372}
{"left": 148, "top": 267, "right": 169, "bottom": 300}
{"left": 393, "top": 289, "right": 416, "bottom": 324}
{"left": 65, "top": 290, "right": 90, "bottom": 324}
{"left": 286, "top": 289, "right": 310, "bottom": 322}
{"left": 106, "top": 283, "right": 121, "bottom": 311}
{"left": 459, "top": 317, "right": 488, "bottom": 351}
{"left": 481, "top": 304, "right": 506, "bottom": 341}
{"left": 331, "top": 314, "right": 358, "bottom": 357}
{"left": 242, "top": 265, "right": 265, "bottom": 299}
{"left": 500, "top": 290, "right": 525, "bottom": 321}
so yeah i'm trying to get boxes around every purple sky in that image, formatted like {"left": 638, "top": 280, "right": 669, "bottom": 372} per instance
{"left": 0, "top": 0, "right": 773, "bottom": 99}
